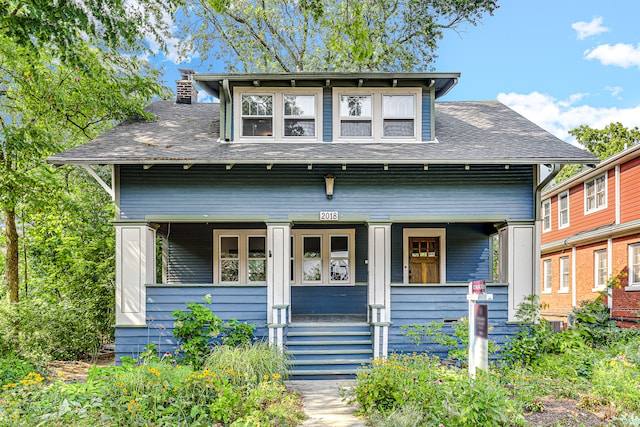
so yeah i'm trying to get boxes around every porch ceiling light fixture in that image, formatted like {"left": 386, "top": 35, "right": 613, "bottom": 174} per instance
{"left": 324, "top": 174, "right": 335, "bottom": 199}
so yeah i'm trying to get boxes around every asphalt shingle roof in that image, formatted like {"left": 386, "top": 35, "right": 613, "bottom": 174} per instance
{"left": 48, "top": 100, "right": 597, "bottom": 165}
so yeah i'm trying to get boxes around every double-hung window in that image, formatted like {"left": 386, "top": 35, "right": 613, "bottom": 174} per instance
{"left": 383, "top": 95, "right": 415, "bottom": 137}
{"left": 542, "top": 199, "right": 551, "bottom": 232}
{"left": 241, "top": 94, "right": 273, "bottom": 137}
{"left": 284, "top": 94, "right": 316, "bottom": 137}
{"left": 628, "top": 244, "right": 640, "bottom": 290}
{"left": 594, "top": 249, "right": 607, "bottom": 290}
{"left": 559, "top": 256, "right": 569, "bottom": 293}
{"left": 339, "top": 95, "right": 373, "bottom": 137}
{"left": 558, "top": 191, "right": 569, "bottom": 229}
{"left": 214, "top": 230, "right": 266, "bottom": 284}
{"left": 585, "top": 173, "right": 607, "bottom": 213}
{"left": 543, "top": 259, "right": 552, "bottom": 293}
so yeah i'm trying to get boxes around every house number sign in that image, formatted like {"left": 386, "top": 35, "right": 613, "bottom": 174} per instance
{"left": 320, "top": 211, "right": 339, "bottom": 221}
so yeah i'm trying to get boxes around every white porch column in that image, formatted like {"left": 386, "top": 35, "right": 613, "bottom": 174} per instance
{"left": 367, "top": 222, "right": 392, "bottom": 358}
{"left": 498, "top": 221, "right": 536, "bottom": 321}
{"left": 115, "top": 223, "right": 156, "bottom": 326}
{"left": 266, "top": 222, "right": 291, "bottom": 348}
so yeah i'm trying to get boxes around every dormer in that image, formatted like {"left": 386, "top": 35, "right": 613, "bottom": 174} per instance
{"left": 194, "top": 72, "right": 460, "bottom": 143}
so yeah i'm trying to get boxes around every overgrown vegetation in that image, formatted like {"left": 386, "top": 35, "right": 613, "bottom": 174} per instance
{"left": 171, "top": 296, "right": 257, "bottom": 368}
{"left": 0, "top": 344, "right": 303, "bottom": 426}
{"left": 352, "top": 294, "right": 640, "bottom": 426}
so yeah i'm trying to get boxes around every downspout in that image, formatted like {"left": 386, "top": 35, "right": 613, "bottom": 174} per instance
{"left": 535, "top": 164, "right": 564, "bottom": 221}
{"left": 223, "top": 79, "right": 232, "bottom": 141}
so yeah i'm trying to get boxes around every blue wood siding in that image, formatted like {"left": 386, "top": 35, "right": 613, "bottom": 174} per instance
{"left": 389, "top": 284, "right": 519, "bottom": 358}
{"left": 119, "top": 164, "right": 534, "bottom": 220}
{"left": 323, "top": 87, "right": 332, "bottom": 141}
{"left": 391, "top": 224, "right": 492, "bottom": 283}
{"left": 291, "top": 285, "right": 367, "bottom": 315}
{"left": 115, "top": 285, "right": 267, "bottom": 363}
{"left": 422, "top": 90, "right": 431, "bottom": 141}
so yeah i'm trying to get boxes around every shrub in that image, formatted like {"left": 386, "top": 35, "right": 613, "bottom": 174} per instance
{"left": 172, "top": 295, "right": 256, "bottom": 368}
{"left": 401, "top": 317, "right": 498, "bottom": 363}
{"left": 346, "top": 353, "right": 524, "bottom": 426}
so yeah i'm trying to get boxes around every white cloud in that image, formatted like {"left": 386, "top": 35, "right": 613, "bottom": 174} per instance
{"left": 584, "top": 43, "right": 640, "bottom": 68}
{"left": 571, "top": 17, "right": 608, "bottom": 40}
{"left": 605, "top": 85, "right": 623, "bottom": 98}
{"left": 497, "top": 91, "right": 640, "bottom": 142}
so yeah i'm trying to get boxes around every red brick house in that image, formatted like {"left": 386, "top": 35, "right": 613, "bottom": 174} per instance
{"left": 540, "top": 144, "right": 640, "bottom": 326}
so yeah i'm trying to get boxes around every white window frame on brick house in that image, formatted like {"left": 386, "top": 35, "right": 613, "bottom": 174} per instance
{"left": 213, "top": 230, "right": 267, "bottom": 284}
{"left": 584, "top": 173, "right": 607, "bottom": 214}
{"left": 290, "top": 229, "right": 356, "bottom": 286}
{"left": 559, "top": 256, "right": 569, "bottom": 293}
{"left": 627, "top": 243, "right": 640, "bottom": 291}
{"left": 558, "top": 191, "right": 569, "bottom": 229}
{"left": 593, "top": 249, "right": 608, "bottom": 291}
{"left": 332, "top": 87, "right": 422, "bottom": 142}
{"left": 234, "top": 87, "right": 323, "bottom": 142}
{"left": 542, "top": 199, "right": 551, "bottom": 232}
{"left": 543, "top": 259, "right": 552, "bottom": 294}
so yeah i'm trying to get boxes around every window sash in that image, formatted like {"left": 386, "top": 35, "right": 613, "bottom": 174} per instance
{"left": 241, "top": 94, "right": 274, "bottom": 137}
{"left": 594, "top": 250, "right": 607, "bottom": 288}
{"left": 283, "top": 94, "right": 316, "bottom": 137}
{"left": 543, "top": 260, "right": 552, "bottom": 291}
{"left": 585, "top": 174, "right": 606, "bottom": 212}
{"left": 339, "top": 95, "right": 372, "bottom": 137}
{"left": 630, "top": 245, "right": 640, "bottom": 286}
{"left": 215, "top": 230, "right": 267, "bottom": 284}
{"left": 559, "top": 257, "right": 569, "bottom": 291}
{"left": 542, "top": 200, "right": 551, "bottom": 231}
{"left": 558, "top": 193, "right": 569, "bottom": 227}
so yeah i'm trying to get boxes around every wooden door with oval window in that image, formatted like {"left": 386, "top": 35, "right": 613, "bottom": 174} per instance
{"left": 409, "top": 237, "right": 440, "bottom": 284}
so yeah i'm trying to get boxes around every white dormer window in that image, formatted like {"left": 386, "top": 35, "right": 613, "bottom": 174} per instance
{"left": 339, "top": 95, "right": 373, "bottom": 137}
{"left": 241, "top": 94, "right": 273, "bottom": 137}
{"left": 333, "top": 88, "right": 421, "bottom": 142}
{"left": 235, "top": 88, "right": 322, "bottom": 141}
{"left": 284, "top": 95, "right": 316, "bottom": 137}
{"left": 383, "top": 95, "right": 415, "bottom": 137}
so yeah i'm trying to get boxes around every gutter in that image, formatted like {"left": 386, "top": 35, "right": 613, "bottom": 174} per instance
{"left": 223, "top": 79, "right": 232, "bottom": 141}
{"left": 535, "top": 164, "right": 563, "bottom": 221}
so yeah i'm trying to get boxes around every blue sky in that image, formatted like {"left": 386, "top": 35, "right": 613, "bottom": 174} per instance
{"left": 153, "top": 0, "right": 640, "bottom": 143}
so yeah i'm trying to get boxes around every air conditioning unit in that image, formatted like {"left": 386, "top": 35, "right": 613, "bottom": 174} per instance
{"left": 567, "top": 312, "right": 576, "bottom": 328}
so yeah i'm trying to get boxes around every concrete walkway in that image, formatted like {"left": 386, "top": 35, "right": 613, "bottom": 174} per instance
{"left": 286, "top": 380, "right": 367, "bottom": 427}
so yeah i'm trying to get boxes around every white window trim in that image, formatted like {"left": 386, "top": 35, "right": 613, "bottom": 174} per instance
{"left": 584, "top": 173, "right": 608, "bottom": 215}
{"left": 332, "top": 87, "right": 422, "bottom": 142}
{"left": 402, "top": 228, "right": 446, "bottom": 285}
{"left": 291, "top": 229, "right": 356, "bottom": 286}
{"left": 558, "top": 191, "right": 570, "bottom": 229}
{"left": 542, "top": 259, "right": 552, "bottom": 294}
{"left": 213, "top": 229, "right": 267, "bottom": 284}
{"left": 233, "top": 87, "right": 323, "bottom": 142}
{"left": 593, "top": 249, "right": 608, "bottom": 292}
{"left": 559, "top": 256, "right": 569, "bottom": 294}
{"left": 542, "top": 199, "right": 551, "bottom": 232}
{"left": 627, "top": 243, "right": 640, "bottom": 291}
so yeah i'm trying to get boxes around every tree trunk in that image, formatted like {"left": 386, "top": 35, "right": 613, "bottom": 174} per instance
{"left": 4, "top": 206, "right": 19, "bottom": 302}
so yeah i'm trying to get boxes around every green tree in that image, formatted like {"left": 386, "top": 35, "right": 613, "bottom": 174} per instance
{"left": 178, "top": 0, "right": 499, "bottom": 72}
{"left": 555, "top": 122, "right": 640, "bottom": 182}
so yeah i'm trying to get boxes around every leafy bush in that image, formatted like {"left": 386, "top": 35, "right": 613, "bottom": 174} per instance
{"left": 345, "top": 353, "right": 524, "bottom": 426}
{"left": 0, "top": 299, "right": 103, "bottom": 364}
{"left": 172, "top": 296, "right": 256, "bottom": 367}
{"left": 401, "top": 317, "right": 498, "bottom": 363}
{"left": 0, "top": 354, "right": 37, "bottom": 387}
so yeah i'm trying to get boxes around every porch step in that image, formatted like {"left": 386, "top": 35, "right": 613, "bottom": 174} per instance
{"left": 285, "top": 322, "right": 372, "bottom": 380}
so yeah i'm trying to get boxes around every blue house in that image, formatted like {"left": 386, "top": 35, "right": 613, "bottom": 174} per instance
{"left": 49, "top": 71, "right": 595, "bottom": 377}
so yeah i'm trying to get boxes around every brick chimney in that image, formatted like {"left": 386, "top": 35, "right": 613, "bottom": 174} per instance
{"left": 176, "top": 68, "right": 198, "bottom": 104}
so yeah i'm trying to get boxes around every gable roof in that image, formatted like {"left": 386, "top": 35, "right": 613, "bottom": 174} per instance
{"left": 48, "top": 100, "right": 597, "bottom": 166}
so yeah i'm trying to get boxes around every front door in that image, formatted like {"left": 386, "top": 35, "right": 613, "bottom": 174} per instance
{"left": 409, "top": 237, "right": 440, "bottom": 283}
